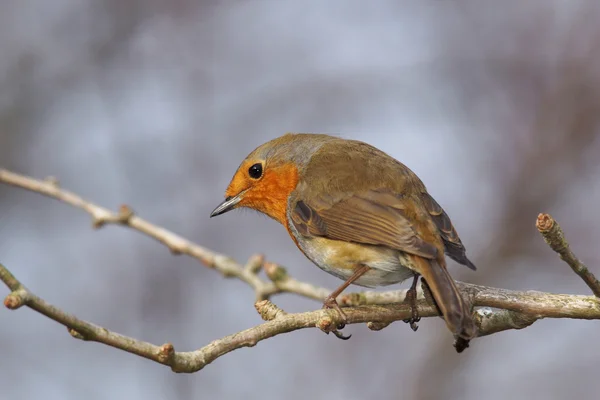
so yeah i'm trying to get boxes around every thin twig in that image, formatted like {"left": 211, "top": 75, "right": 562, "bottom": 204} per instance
{"left": 536, "top": 213, "right": 600, "bottom": 297}
{"left": 2, "top": 262, "right": 599, "bottom": 372}
{"left": 0, "top": 169, "right": 278, "bottom": 300}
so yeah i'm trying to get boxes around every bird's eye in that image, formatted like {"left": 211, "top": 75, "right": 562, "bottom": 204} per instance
{"left": 248, "top": 163, "right": 263, "bottom": 179}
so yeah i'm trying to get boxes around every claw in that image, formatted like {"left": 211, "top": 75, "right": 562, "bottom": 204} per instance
{"left": 322, "top": 295, "right": 351, "bottom": 340}
{"left": 332, "top": 330, "right": 352, "bottom": 340}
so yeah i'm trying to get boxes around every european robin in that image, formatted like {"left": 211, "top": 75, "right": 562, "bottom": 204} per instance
{"left": 211, "top": 133, "right": 477, "bottom": 350}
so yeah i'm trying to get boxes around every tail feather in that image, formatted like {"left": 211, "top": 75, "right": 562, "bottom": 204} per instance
{"left": 411, "top": 255, "right": 476, "bottom": 341}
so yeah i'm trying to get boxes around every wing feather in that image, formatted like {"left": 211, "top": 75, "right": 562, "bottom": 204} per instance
{"left": 420, "top": 192, "right": 476, "bottom": 270}
{"left": 291, "top": 189, "right": 439, "bottom": 259}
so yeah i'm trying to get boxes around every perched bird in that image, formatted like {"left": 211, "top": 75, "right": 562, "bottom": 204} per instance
{"left": 211, "top": 133, "right": 476, "bottom": 350}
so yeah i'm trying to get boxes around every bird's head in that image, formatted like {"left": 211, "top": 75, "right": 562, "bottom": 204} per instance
{"left": 210, "top": 133, "right": 333, "bottom": 224}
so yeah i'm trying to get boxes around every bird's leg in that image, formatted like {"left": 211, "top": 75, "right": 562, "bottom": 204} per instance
{"left": 403, "top": 274, "right": 421, "bottom": 332}
{"left": 323, "top": 265, "right": 371, "bottom": 321}
{"left": 420, "top": 278, "right": 440, "bottom": 313}
{"left": 322, "top": 265, "right": 370, "bottom": 340}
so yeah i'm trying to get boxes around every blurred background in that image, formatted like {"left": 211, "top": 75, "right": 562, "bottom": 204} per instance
{"left": 1, "top": 1, "right": 600, "bottom": 399}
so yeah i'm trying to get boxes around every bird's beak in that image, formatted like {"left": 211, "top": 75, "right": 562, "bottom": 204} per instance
{"left": 210, "top": 194, "right": 243, "bottom": 217}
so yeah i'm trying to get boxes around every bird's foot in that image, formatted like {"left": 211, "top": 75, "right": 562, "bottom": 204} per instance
{"left": 322, "top": 295, "right": 352, "bottom": 340}
{"left": 403, "top": 275, "right": 421, "bottom": 332}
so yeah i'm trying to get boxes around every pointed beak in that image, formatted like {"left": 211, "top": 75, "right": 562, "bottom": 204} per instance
{"left": 210, "top": 194, "right": 243, "bottom": 217}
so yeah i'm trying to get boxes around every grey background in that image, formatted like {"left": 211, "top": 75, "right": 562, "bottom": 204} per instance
{"left": 1, "top": 1, "right": 600, "bottom": 399}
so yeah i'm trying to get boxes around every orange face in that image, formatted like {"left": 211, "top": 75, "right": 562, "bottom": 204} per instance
{"left": 211, "top": 159, "right": 299, "bottom": 226}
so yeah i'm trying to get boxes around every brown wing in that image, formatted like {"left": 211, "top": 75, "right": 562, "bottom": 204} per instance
{"left": 291, "top": 189, "right": 439, "bottom": 259}
{"left": 420, "top": 192, "right": 476, "bottom": 270}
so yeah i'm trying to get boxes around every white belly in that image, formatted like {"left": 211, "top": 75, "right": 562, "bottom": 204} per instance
{"left": 295, "top": 235, "right": 415, "bottom": 288}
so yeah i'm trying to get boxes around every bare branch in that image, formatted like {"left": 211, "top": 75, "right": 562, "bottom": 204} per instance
{"left": 2, "top": 261, "right": 599, "bottom": 372}
{"left": 536, "top": 213, "right": 600, "bottom": 297}
{"left": 0, "top": 169, "right": 280, "bottom": 299}
{"left": 1, "top": 168, "right": 600, "bottom": 372}
{"left": 0, "top": 169, "right": 346, "bottom": 304}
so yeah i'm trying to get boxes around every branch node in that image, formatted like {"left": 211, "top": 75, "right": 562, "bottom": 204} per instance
{"left": 244, "top": 254, "right": 265, "bottom": 275}
{"left": 158, "top": 343, "right": 175, "bottom": 364}
{"left": 118, "top": 204, "right": 134, "bottom": 223}
{"left": 3, "top": 289, "right": 28, "bottom": 309}
{"left": 367, "top": 321, "right": 392, "bottom": 331}
{"left": 255, "top": 300, "right": 287, "bottom": 321}
{"left": 264, "top": 262, "right": 288, "bottom": 282}
{"left": 91, "top": 210, "right": 116, "bottom": 229}
{"left": 316, "top": 312, "right": 341, "bottom": 334}
{"left": 340, "top": 292, "right": 367, "bottom": 307}
{"left": 68, "top": 328, "right": 87, "bottom": 340}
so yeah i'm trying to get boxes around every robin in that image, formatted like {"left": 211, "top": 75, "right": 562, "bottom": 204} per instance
{"left": 210, "top": 133, "right": 477, "bottom": 350}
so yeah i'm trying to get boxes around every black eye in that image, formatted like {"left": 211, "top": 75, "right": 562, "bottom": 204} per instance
{"left": 248, "top": 163, "right": 263, "bottom": 179}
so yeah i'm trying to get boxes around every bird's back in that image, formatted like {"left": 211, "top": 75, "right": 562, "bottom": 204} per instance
{"left": 297, "top": 137, "right": 427, "bottom": 201}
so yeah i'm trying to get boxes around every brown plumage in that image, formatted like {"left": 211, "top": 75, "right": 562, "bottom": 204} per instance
{"left": 211, "top": 133, "right": 477, "bottom": 349}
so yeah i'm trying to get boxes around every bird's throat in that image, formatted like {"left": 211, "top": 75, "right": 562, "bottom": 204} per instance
{"left": 245, "top": 164, "right": 299, "bottom": 226}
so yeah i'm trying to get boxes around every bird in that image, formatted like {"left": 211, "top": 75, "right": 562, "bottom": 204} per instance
{"left": 210, "top": 133, "right": 477, "bottom": 350}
